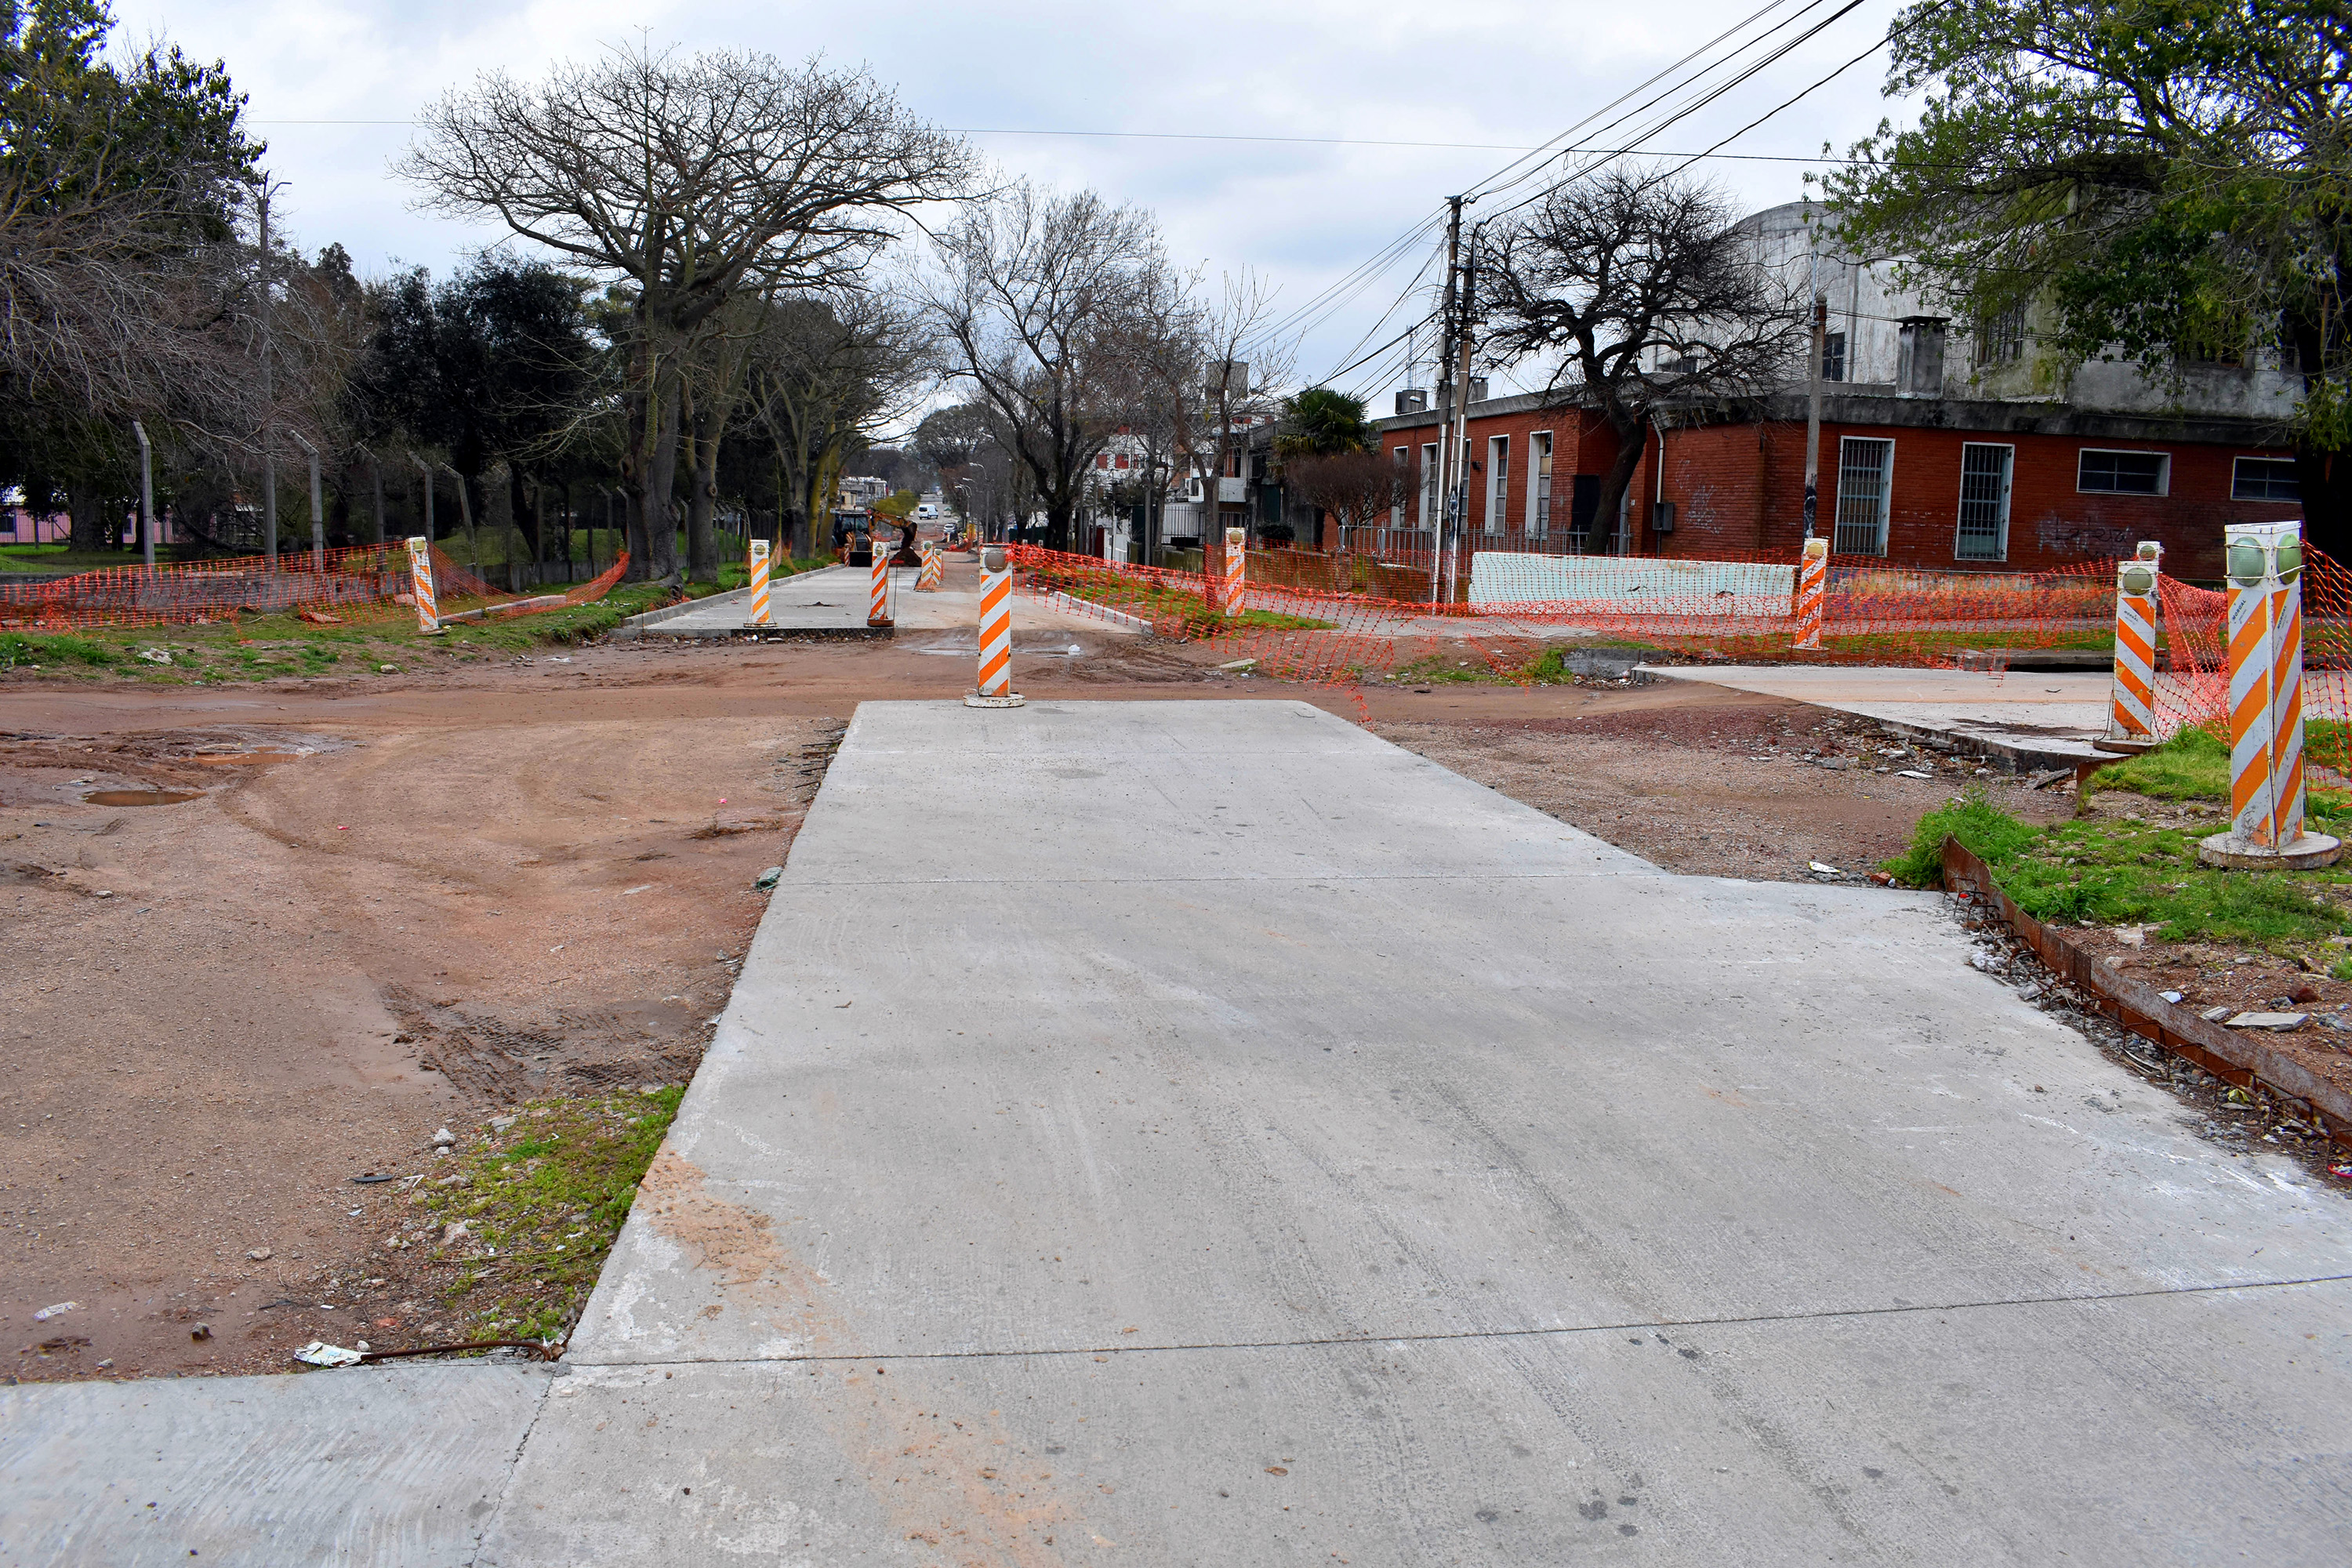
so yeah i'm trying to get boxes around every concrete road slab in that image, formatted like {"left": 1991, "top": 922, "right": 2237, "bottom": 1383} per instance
{"left": 0, "top": 1363, "right": 551, "bottom": 1567}
{"left": 527, "top": 699, "right": 2350, "bottom": 1563}
{"left": 645, "top": 568, "right": 1135, "bottom": 640}
{"left": 1648, "top": 665, "right": 2113, "bottom": 763}
{"left": 485, "top": 1279, "right": 2352, "bottom": 1566}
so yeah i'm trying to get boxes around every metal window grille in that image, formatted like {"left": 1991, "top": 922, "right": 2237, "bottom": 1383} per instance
{"left": 1530, "top": 434, "right": 1552, "bottom": 539}
{"left": 1821, "top": 332, "right": 1846, "bottom": 383}
{"left": 1833, "top": 437, "right": 1893, "bottom": 556}
{"left": 1955, "top": 443, "right": 2012, "bottom": 561}
{"left": 1486, "top": 437, "right": 1508, "bottom": 534}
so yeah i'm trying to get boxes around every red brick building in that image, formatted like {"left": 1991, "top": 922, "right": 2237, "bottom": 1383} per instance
{"left": 1368, "top": 390, "right": 2298, "bottom": 581}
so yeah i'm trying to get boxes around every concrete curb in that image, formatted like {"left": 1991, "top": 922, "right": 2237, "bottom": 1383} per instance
{"left": 1941, "top": 835, "right": 2352, "bottom": 1146}
{"left": 1041, "top": 589, "right": 1154, "bottom": 634}
{"left": 606, "top": 586, "right": 750, "bottom": 641}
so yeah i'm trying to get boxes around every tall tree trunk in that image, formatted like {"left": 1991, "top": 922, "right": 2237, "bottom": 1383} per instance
{"left": 633, "top": 379, "right": 683, "bottom": 581}
{"left": 67, "top": 484, "right": 111, "bottom": 552}
{"left": 687, "top": 394, "right": 720, "bottom": 582}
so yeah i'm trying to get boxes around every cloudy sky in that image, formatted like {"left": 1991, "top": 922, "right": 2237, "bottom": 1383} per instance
{"left": 115, "top": 0, "right": 1916, "bottom": 419}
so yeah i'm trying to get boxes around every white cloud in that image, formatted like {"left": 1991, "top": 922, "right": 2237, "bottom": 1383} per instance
{"left": 115, "top": 0, "right": 1915, "bottom": 404}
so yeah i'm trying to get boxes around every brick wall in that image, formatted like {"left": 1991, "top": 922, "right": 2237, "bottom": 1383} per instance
{"left": 1651, "top": 420, "right": 2296, "bottom": 578}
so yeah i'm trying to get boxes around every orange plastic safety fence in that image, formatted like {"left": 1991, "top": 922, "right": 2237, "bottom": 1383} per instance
{"left": 0, "top": 544, "right": 628, "bottom": 633}
{"left": 1006, "top": 544, "right": 2126, "bottom": 683}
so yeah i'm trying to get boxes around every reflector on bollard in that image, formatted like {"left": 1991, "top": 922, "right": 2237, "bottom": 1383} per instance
{"left": 746, "top": 539, "right": 772, "bottom": 627}
{"left": 1793, "top": 536, "right": 1827, "bottom": 650}
{"left": 2104, "top": 541, "right": 2161, "bottom": 741}
{"left": 406, "top": 535, "right": 441, "bottom": 633}
{"left": 1218, "top": 527, "right": 1247, "bottom": 617}
{"left": 2200, "top": 521, "right": 2339, "bottom": 868}
{"left": 868, "top": 549, "right": 892, "bottom": 629}
{"left": 966, "top": 546, "right": 1023, "bottom": 708}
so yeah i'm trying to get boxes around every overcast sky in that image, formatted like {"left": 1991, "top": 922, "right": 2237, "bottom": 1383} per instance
{"left": 116, "top": 0, "right": 1915, "bottom": 419}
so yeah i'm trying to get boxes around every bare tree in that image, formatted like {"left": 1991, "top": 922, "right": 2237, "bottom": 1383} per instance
{"left": 1285, "top": 449, "right": 1408, "bottom": 549}
{"left": 742, "top": 292, "right": 931, "bottom": 558}
{"left": 401, "top": 45, "right": 971, "bottom": 579}
{"left": 1474, "top": 168, "right": 1803, "bottom": 550}
{"left": 926, "top": 183, "right": 1193, "bottom": 552}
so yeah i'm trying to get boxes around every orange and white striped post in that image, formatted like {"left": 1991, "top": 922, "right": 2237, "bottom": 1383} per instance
{"left": 2200, "top": 521, "right": 2339, "bottom": 868}
{"left": 916, "top": 545, "right": 942, "bottom": 591}
{"left": 868, "top": 546, "right": 892, "bottom": 629}
{"left": 2103, "top": 541, "right": 2161, "bottom": 741}
{"left": 1218, "top": 526, "right": 1247, "bottom": 617}
{"left": 1793, "top": 536, "right": 1828, "bottom": 650}
{"left": 746, "top": 539, "right": 772, "bottom": 626}
{"left": 965, "top": 544, "right": 1023, "bottom": 708}
{"left": 405, "top": 535, "right": 441, "bottom": 633}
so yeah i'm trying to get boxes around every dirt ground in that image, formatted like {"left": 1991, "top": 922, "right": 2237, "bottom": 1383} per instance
{"left": 0, "top": 625, "right": 2294, "bottom": 1385}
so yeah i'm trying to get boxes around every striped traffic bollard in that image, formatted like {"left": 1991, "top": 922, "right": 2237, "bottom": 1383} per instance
{"left": 1793, "top": 536, "right": 1828, "bottom": 650}
{"left": 916, "top": 546, "right": 942, "bottom": 591}
{"left": 965, "top": 545, "right": 1024, "bottom": 708}
{"left": 2200, "top": 521, "right": 2339, "bottom": 868}
{"left": 868, "top": 547, "right": 892, "bottom": 629}
{"left": 2103, "top": 541, "right": 2161, "bottom": 741}
{"left": 1219, "top": 526, "right": 1247, "bottom": 617}
{"left": 405, "top": 535, "right": 441, "bottom": 634}
{"left": 746, "top": 539, "right": 772, "bottom": 626}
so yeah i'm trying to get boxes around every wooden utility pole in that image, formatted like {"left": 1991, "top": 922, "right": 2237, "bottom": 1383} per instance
{"left": 1803, "top": 236, "right": 1826, "bottom": 543}
{"left": 258, "top": 183, "right": 277, "bottom": 568}
{"left": 1432, "top": 195, "right": 1463, "bottom": 606}
{"left": 1448, "top": 230, "right": 1479, "bottom": 603}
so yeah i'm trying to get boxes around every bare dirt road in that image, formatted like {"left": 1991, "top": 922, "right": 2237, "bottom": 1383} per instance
{"left": 3, "top": 632, "right": 2053, "bottom": 1383}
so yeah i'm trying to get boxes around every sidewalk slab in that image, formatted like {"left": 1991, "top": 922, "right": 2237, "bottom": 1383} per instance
{"left": 0, "top": 1364, "right": 550, "bottom": 1567}
{"left": 1648, "top": 663, "right": 2114, "bottom": 766}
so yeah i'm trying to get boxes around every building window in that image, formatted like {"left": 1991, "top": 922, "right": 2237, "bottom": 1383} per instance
{"left": 1976, "top": 305, "right": 2025, "bottom": 367}
{"left": 1529, "top": 432, "right": 1553, "bottom": 539}
{"left": 1896, "top": 319, "right": 1947, "bottom": 395}
{"left": 1833, "top": 437, "right": 1894, "bottom": 556}
{"left": 1391, "top": 446, "right": 1410, "bottom": 526}
{"left": 2078, "top": 448, "right": 2169, "bottom": 495}
{"left": 1421, "top": 443, "right": 1439, "bottom": 526}
{"left": 1955, "top": 443, "right": 2013, "bottom": 561}
{"left": 1821, "top": 332, "right": 1846, "bottom": 383}
{"left": 1486, "top": 436, "right": 1509, "bottom": 534}
{"left": 2232, "top": 456, "right": 2300, "bottom": 502}
{"left": 1569, "top": 475, "right": 1601, "bottom": 550}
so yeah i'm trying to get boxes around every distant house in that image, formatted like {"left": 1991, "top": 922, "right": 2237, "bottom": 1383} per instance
{"left": 1366, "top": 199, "right": 2301, "bottom": 581}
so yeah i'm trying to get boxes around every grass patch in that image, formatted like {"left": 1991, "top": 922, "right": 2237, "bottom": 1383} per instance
{"left": 395, "top": 1087, "right": 684, "bottom": 1345}
{"left": 0, "top": 580, "right": 693, "bottom": 682}
{"left": 1887, "top": 788, "right": 2352, "bottom": 947}
{"left": 1035, "top": 572, "right": 1333, "bottom": 631}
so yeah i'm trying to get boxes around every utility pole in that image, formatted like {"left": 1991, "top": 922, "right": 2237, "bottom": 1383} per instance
{"left": 132, "top": 420, "right": 155, "bottom": 569}
{"left": 411, "top": 452, "right": 433, "bottom": 547}
{"left": 1448, "top": 230, "right": 1479, "bottom": 603}
{"left": 1432, "top": 194, "right": 1463, "bottom": 606}
{"left": 1803, "top": 233, "right": 1826, "bottom": 543}
{"left": 258, "top": 182, "right": 277, "bottom": 569}
{"left": 289, "top": 430, "right": 323, "bottom": 572}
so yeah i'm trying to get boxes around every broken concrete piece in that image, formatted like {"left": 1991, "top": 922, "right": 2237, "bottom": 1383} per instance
{"left": 2224, "top": 1011, "right": 2308, "bottom": 1031}
{"left": 292, "top": 1341, "right": 364, "bottom": 1368}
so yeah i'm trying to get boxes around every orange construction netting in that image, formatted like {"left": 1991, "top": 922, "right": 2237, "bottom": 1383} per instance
{"left": 0, "top": 544, "right": 629, "bottom": 633}
{"left": 1007, "top": 542, "right": 2352, "bottom": 757}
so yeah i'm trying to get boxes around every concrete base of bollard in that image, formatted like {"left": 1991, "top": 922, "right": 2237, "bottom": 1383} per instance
{"left": 963, "top": 692, "right": 1025, "bottom": 708}
{"left": 2197, "top": 831, "right": 2344, "bottom": 870}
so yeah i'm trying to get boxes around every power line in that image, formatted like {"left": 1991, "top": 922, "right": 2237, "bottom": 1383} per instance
{"left": 246, "top": 118, "right": 1889, "bottom": 166}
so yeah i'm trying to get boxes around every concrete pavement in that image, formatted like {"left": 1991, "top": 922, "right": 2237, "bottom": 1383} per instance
{"left": 1647, "top": 663, "right": 2118, "bottom": 765}
{"left": 641, "top": 566, "right": 1142, "bottom": 641}
{"left": 513, "top": 700, "right": 2352, "bottom": 1563}
{"left": 6, "top": 699, "right": 2349, "bottom": 1566}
